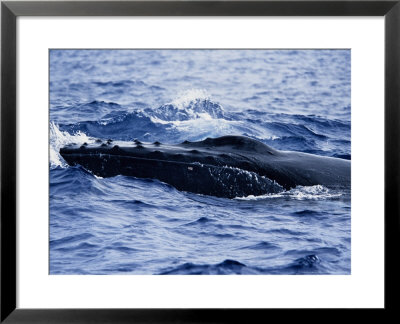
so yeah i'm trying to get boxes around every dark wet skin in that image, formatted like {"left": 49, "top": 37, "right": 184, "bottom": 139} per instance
{"left": 60, "top": 135, "right": 350, "bottom": 198}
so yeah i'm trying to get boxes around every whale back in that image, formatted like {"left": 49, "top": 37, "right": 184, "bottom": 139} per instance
{"left": 181, "top": 135, "right": 277, "bottom": 155}
{"left": 60, "top": 135, "right": 350, "bottom": 197}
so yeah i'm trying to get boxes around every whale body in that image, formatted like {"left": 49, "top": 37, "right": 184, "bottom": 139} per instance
{"left": 60, "top": 135, "right": 350, "bottom": 198}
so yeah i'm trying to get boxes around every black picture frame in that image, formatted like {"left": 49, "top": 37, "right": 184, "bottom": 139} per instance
{"left": 1, "top": 0, "right": 399, "bottom": 322}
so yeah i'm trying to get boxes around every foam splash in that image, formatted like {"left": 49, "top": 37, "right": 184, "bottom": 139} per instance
{"left": 140, "top": 89, "right": 232, "bottom": 140}
{"left": 236, "top": 185, "right": 342, "bottom": 200}
{"left": 170, "top": 89, "right": 210, "bottom": 109}
{"left": 147, "top": 89, "right": 225, "bottom": 122}
{"left": 49, "top": 122, "right": 94, "bottom": 168}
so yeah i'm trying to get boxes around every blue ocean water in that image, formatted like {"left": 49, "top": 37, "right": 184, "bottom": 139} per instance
{"left": 49, "top": 49, "right": 351, "bottom": 275}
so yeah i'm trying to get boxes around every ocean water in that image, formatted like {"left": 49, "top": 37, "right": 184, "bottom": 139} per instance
{"left": 49, "top": 49, "right": 351, "bottom": 275}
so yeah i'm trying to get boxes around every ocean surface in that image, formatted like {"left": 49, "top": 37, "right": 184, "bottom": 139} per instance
{"left": 49, "top": 49, "right": 351, "bottom": 275}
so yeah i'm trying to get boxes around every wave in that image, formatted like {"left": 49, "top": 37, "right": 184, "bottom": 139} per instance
{"left": 183, "top": 216, "right": 215, "bottom": 226}
{"left": 50, "top": 232, "right": 94, "bottom": 248}
{"left": 238, "top": 241, "right": 279, "bottom": 251}
{"left": 56, "top": 91, "right": 237, "bottom": 143}
{"left": 50, "top": 122, "right": 96, "bottom": 168}
{"left": 159, "top": 259, "right": 250, "bottom": 275}
{"left": 50, "top": 101, "right": 123, "bottom": 124}
{"left": 158, "top": 256, "right": 326, "bottom": 275}
{"left": 146, "top": 89, "right": 225, "bottom": 121}
{"left": 282, "top": 255, "right": 323, "bottom": 274}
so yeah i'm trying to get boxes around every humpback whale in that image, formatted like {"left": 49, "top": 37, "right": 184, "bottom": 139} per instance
{"left": 60, "top": 135, "right": 350, "bottom": 198}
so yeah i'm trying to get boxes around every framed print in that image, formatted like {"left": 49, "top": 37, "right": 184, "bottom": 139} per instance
{"left": 1, "top": 0, "right": 399, "bottom": 322}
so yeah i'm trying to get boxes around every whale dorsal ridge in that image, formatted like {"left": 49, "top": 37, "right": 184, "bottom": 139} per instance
{"left": 181, "top": 135, "right": 276, "bottom": 154}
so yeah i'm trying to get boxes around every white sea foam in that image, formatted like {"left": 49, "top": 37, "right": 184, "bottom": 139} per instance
{"left": 170, "top": 89, "right": 211, "bottom": 109}
{"left": 235, "top": 185, "right": 342, "bottom": 200}
{"left": 49, "top": 122, "right": 94, "bottom": 168}
{"left": 170, "top": 89, "right": 210, "bottom": 109}
{"left": 147, "top": 89, "right": 225, "bottom": 122}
